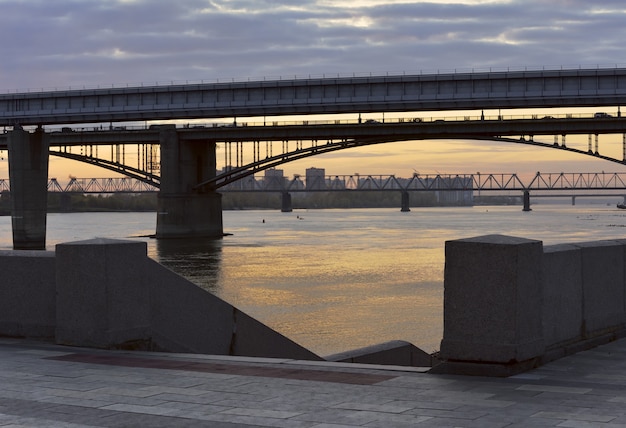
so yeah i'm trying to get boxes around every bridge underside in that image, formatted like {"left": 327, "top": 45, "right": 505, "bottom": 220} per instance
{"left": 6, "top": 127, "right": 225, "bottom": 249}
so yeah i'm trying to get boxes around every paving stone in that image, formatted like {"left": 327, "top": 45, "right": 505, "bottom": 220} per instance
{"left": 3, "top": 339, "right": 626, "bottom": 427}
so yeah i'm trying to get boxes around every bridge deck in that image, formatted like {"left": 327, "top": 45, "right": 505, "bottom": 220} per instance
{"left": 2, "top": 67, "right": 626, "bottom": 125}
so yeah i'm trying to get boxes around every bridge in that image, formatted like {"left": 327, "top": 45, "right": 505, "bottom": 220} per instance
{"left": 0, "top": 171, "right": 623, "bottom": 199}
{"left": 2, "top": 66, "right": 626, "bottom": 249}
{"left": 2, "top": 67, "right": 626, "bottom": 126}
{"left": 0, "top": 172, "right": 617, "bottom": 194}
{"left": 0, "top": 172, "right": 622, "bottom": 215}
{"left": 1, "top": 111, "right": 624, "bottom": 189}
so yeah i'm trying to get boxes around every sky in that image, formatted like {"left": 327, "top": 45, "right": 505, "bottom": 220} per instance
{"left": 2, "top": 0, "right": 626, "bottom": 180}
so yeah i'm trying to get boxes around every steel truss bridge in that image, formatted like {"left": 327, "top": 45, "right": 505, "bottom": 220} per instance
{"left": 0, "top": 172, "right": 623, "bottom": 195}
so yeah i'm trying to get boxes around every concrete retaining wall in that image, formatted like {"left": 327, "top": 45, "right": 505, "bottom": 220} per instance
{"left": 1, "top": 238, "right": 320, "bottom": 361}
{"left": 436, "top": 234, "right": 626, "bottom": 376}
{"left": 5, "top": 234, "right": 624, "bottom": 373}
{"left": 0, "top": 250, "right": 55, "bottom": 338}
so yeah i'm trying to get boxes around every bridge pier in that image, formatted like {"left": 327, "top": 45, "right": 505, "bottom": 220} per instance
{"left": 400, "top": 191, "right": 410, "bottom": 212}
{"left": 59, "top": 193, "right": 72, "bottom": 212}
{"left": 7, "top": 127, "right": 50, "bottom": 250}
{"left": 155, "top": 127, "right": 223, "bottom": 238}
{"left": 281, "top": 192, "right": 293, "bottom": 212}
{"left": 522, "top": 190, "right": 532, "bottom": 212}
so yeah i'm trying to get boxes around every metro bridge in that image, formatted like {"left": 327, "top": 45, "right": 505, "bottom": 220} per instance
{"left": 2, "top": 66, "right": 626, "bottom": 248}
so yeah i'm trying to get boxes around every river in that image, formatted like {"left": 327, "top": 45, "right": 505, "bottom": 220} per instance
{"left": 1, "top": 201, "right": 625, "bottom": 357}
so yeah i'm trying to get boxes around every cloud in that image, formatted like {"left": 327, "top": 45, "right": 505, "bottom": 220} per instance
{"left": 1, "top": 0, "right": 625, "bottom": 91}
{"left": 1, "top": 0, "right": 625, "bottom": 176}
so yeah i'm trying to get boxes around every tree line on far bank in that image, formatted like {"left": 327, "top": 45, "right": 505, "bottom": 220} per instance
{"left": 0, "top": 191, "right": 520, "bottom": 215}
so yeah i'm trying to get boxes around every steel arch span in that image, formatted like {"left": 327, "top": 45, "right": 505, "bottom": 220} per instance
{"left": 48, "top": 150, "right": 160, "bottom": 187}
{"left": 47, "top": 134, "right": 626, "bottom": 191}
{"left": 196, "top": 135, "right": 626, "bottom": 190}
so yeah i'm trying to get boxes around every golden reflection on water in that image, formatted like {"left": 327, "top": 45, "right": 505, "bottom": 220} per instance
{"left": 146, "top": 204, "right": 626, "bottom": 357}
{"left": 17, "top": 204, "right": 625, "bottom": 358}
{"left": 214, "top": 227, "right": 445, "bottom": 356}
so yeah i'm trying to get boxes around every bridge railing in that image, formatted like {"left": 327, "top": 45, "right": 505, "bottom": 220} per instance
{"left": 4, "top": 64, "right": 626, "bottom": 95}
{"left": 9, "top": 111, "right": 617, "bottom": 134}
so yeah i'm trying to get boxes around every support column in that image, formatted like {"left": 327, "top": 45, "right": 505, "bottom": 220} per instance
{"left": 400, "top": 191, "right": 410, "bottom": 212}
{"left": 522, "top": 190, "right": 531, "bottom": 212}
{"left": 156, "top": 127, "right": 223, "bottom": 238}
{"left": 281, "top": 192, "right": 292, "bottom": 212}
{"left": 7, "top": 127, "right": 49, "bottom": 250}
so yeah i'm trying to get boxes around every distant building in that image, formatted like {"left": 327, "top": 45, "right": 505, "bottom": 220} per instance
{"left": 306, "top": 167, "right": 326, "bottom": 190}
{"left": 263, "top": 168, "right": 286, "bottom": 191}
{"left": 218, "top": 165, "right": 258, "bottom": 190}
{"left": 433, "top": 176, "right": 474, "bottom": 206}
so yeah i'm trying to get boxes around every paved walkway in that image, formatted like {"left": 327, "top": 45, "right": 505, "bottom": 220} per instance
{"left": 1, "top": 338, "right": 626, "bottom": 427}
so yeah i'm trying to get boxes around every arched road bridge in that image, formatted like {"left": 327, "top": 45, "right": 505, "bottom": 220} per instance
{"left": 1, "top": 112, "right": 625, "bottom": 190}
{"left": 2, "top": 66, "right": 626, "bottom": 249}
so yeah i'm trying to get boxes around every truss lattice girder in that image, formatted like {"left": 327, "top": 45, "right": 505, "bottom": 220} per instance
{"left": 3, "top": 172, "right": 626, "bottom": 193}
{"left": 46, "top": 177, "right": 158, "bottom": 193}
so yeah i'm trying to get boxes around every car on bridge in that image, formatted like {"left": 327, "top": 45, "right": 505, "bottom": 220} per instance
{"left": 594, "top": 112, "right": 612, "bottom": 118}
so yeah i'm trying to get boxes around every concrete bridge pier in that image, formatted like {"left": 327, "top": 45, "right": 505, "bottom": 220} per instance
{"left": 522, "top": 190, "right": 532, "bottom": 212}
{"left": 400, "top": 191, "right": 410, "bottom": 212}
{"left": 281, "top": 192, "right": 293, "bottom": 212}
{"left": 7, "top": 127, "right": 50, "bottom": 250}
{"left": 155, "top": 128, "right": 223, "bottom": 238}
{"left": 59, "top": 193, "right": 72, "bottom": 212}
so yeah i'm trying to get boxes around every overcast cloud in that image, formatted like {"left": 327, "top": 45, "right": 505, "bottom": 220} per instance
{"left": 1, "top": 0, "right": 625, "bottom": 91}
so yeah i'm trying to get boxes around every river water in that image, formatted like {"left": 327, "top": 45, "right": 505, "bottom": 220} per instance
{"left": 1, "top": 201, "right": 625, "bottom": 357}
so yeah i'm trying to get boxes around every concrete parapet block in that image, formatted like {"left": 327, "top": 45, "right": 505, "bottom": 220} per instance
{"left": 325, "top": 340, "right": 434, "bottom": 367}
{"left": 55, "top": 239, "right": 151, "bottom": 348}
{"left": 440, "top": 234, "right": 544, "bottom": 368}
{"left": 542, "top": 244, "right": 583, "bottom": 347}
{"left": 574, "top": 240, "right": 625, "bottom": 336}
{"left": 0, "top": 250, "right": 56, "bottom": 338}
